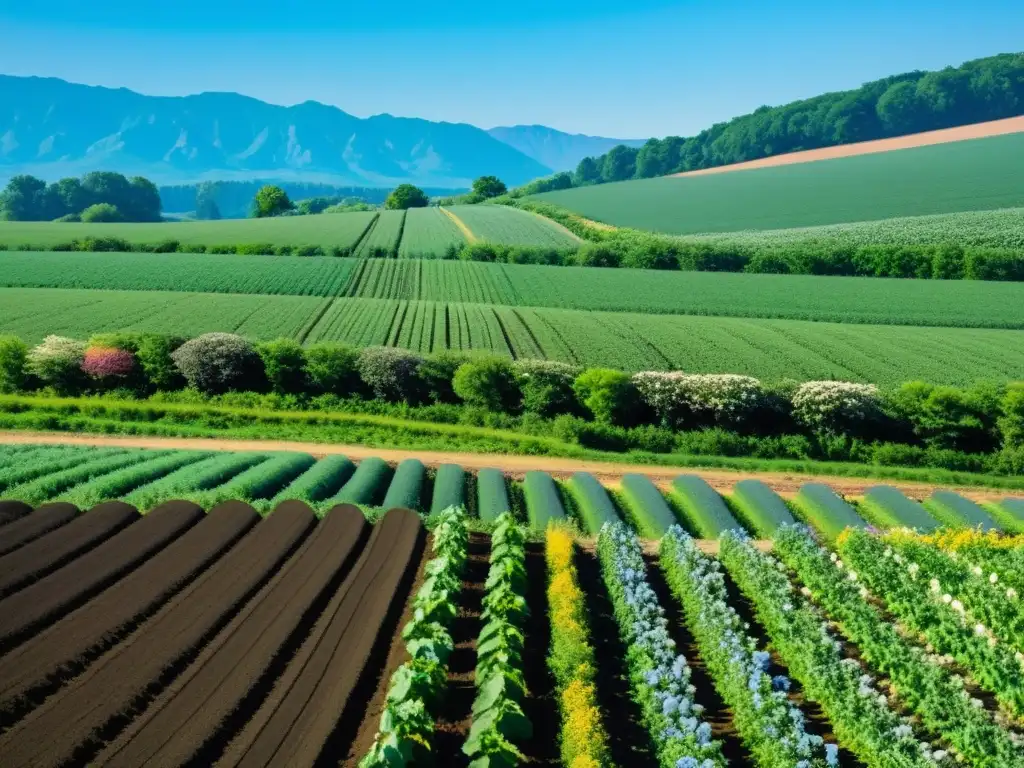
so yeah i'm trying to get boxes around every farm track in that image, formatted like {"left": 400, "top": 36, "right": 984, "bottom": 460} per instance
{"left": 0, "top": 430, "right": 1013, "bottom": 500}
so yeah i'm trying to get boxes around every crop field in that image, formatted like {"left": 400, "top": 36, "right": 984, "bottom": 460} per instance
{"left": 2, "top": 442, "right": 1024, "bottom": 767}
{"left": 0, "top": 211, "right": 379, "bottom": 249}
{"left": 4, "top": 289, "right": 1024, "bottom": 384}
{"left": 6, "top": 254, "right": 1024, "bottom": 329}
{"left": 353, "top": 210, "right": 406, "bottom": 258}
{"left": 446, "top": 203, "right": 580, "bottom": 248}
{"left": 535, "top": 131, "right": 1024, "bottom": 234}
{"left": 397, "top": 207, "right": 465, "bottom": 258}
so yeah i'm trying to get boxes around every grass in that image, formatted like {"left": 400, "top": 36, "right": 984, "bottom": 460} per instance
{"left": 5, "top": 288, "right": 1024, "bottom": 385}
{"left": 4, "top": 393, "right": 1024, "bottom": 490}
{"left": 534, "top": 132, "right": 1024, "bottom": 234}
{"left": 446, "top": 204, "right": 580, "bottom": 248}
{"left": 0, "top": 211, "right": 378, "bottom": 248}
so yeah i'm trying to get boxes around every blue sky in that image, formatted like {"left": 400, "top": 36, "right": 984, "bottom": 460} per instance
{"left": 1, "top": 0, "right": 1021, "bottom": 138}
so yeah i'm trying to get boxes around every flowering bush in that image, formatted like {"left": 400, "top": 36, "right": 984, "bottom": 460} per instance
{"left": 661, "top": 526, "right": 830, "bottom": 767}
{"left": 791, "top": 381, "right": 881, "bottom": 435}
{"left": 171, "top": 333, "right": 263, "bottom": 394}
{"left": 545, "top": 526, "right": 612, "bottom": 768}
{"left": 633, "top": 372, "right": 764, "bottom": 429}
{"left": 597, "top": 522, "right": 724, "bottom": 767}
{"left": 837, "top": 528, "right": 1024, "bottom": 717}
{"left": 361, "top": 507, "right": 468, "bottom": 767}
{"left": 356, "top": 347, "right": 424, "bottom": 402}
{"left": 720, "top": 529, "right": 946, "bottom": 767}
{"left": 82, "top": 346, "right": 136, "bottom": 379}
{"left": 26, "top": 335, "right": 87, "bottom": 393}
{"left": 775, "top": 525, "right": 1021, "bottom": 766}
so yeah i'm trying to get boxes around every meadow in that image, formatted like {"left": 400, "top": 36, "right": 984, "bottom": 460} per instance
{"left": 534, "top": 131, "right": 1024, "bottom": 233}
{"left": 5, "top": 253, "right": 1024, "bottom": 329}
{"left": 4, "top": 288, "right": 1024, "bottom": 384}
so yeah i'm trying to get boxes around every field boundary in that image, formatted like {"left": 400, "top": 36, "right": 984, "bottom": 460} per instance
{"left": 0, "top": 431, "right": 1014, "bottom": 500}
{"left": 670, "top": 115, "right": 1024, "bottom": 178}
{"left": 439, "top": 207, "right": 478, "bottom": 243}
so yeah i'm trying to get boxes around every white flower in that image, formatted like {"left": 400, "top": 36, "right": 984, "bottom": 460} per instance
{"left": 971, "top": 566, "right": 983, "bottom": 576}
{"left": 975, "top": 623, "right": 986, "bottom": 636}
{"left": 848, "top": 571, "right": 858, "bottom": 582}
{"left": 1008, "top": 588, "right": 1018, "bottom": 599}
{"left": 830, "top": 552, "right": 838, "bottom": 563}
{"left": 942, "top": 594, "right": 953, "bottom": 604}
{"left": 989, "top": 636, "right": 998, "bottom": 648}
{"left": 908, "top": 563, "right": 920, "bottom": 577}
{"left": 951, "top": 600, "right": 964, "bottom": 613}
{"left": 859, "top": 587, "right": 869, "bottom": 598}
{"left": 929, "top": 579, "right": 941, "bottom": 593}
{"left": 990, "top": 573, "right": 999, "bottom": 584}
{"left": 800, "top": 586, "right": 812, "bottom": 597}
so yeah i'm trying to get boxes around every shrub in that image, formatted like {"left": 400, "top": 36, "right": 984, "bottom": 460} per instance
{"left": 419, "top": 351, "right": 473, "bottom": 404}
{"left": 791, "top": 380, "right": 881, "bottom": 437}
{"left": 356, "top": 347, "right": 424, "bottom": 402}
{"left": 0, "top": 335, "right": 28, "bottom": 393}
{"left": 82, "top": 346, "right": 136, "bottom": 379}
{"left": 171, "top": 332, "right": 264, "bottom": 394}
{"left": 304, "top": 342, "right": 362, "bottom": 396}
{"left": 80, "top": 203, "right": 123, "bottom": 223}
{"left": 633, "top": 372, "right": 764, "bottom": 430}
{"left": 964, "top": 248, "right": 1024, "bottom": 281}
{"left": 744, "top": 251, "right": 792, "bottom": 274}
{"left": 573, "top": 368, "right": 639, "bottom": 426}
{"left": 999, "top": 384, "right": 1024, "bottom": 450}
{"left": 136, "top": 333, "right": 186, "bottom": 391}
{"left": 890, "top": 380, "right": 1003, "bottom": 453}
{"left": 571, "top": 242, "right": 621, "bottom": 268}
{"left": 26, "top": 335, "right": 87, "bottom": 394}
{"left": 515, "top": 359, "right": 580, "bottom": 417}
{"left": 452, "top": 356, "right": 521, "bottom": 412}
{"left": 256, "top": 338, "right": 308, "bottom": 394}
{"left": 54, "top": 213, "right": 81, "bottom": 223}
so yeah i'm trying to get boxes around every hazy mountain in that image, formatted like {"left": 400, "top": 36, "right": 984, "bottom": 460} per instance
{"left": 0, "top": 75, "right": 553, "bottom": 187}
{"left": 487, "top": 125, "right": 647, "bottom": 171}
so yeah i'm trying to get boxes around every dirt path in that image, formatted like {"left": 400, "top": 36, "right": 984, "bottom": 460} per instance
{"left": 0, "top": 431, "right": 1015, "bottom": 501}
{"left": 670, "top": 115, "right": 1024, "bottom": 178}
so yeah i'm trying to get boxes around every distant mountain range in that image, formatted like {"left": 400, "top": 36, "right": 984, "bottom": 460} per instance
{"left": 0, "top": 75, "right": 645, "bottom": 187}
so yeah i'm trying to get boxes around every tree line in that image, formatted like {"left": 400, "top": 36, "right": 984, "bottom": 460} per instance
{"left": 514, "top": 52, "right": 1024, "bottom": 195}
{"left": 0, "top": 172, "right": 162, "bottom": 222}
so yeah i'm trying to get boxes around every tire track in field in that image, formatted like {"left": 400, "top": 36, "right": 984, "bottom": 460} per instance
{"left": 440, "top": 207, "right": 478, "bottom": 243}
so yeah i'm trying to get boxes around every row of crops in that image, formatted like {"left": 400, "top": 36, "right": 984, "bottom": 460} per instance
{"left": 3, "top": 443, "right": 1022, "bottom": 538}
{"left": 5, "top": 289, "right": 1024, "bottom": 385}
{"left": 6, "top": 252, "right": 1024, "bottom": 329}
{"left": 5, "top": 441, "right": 1024, "bottom": 766}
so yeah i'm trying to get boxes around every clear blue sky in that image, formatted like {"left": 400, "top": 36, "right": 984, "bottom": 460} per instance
{"left": 1, "top": 0, "right": 1021, "bottom": 138}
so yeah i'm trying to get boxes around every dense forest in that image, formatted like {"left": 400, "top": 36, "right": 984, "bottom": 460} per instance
{"left": 518, "top": 52, "right": 1024, "bottom": 194}
{"left": 0, "top": 172, "right": 162, "bottom": 222}
{"left": 160, "top": 181, "right": 465, "bottom": 219}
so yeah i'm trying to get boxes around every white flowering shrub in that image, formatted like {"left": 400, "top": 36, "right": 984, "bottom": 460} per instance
{"left": 26, "top": 335, "right": 87, "bottom": 393}
{"left": 633, "top": 371, "right": 765, "bottom": 429}
{"left": 791, "top": 381, "right": 881, "bottom": 435}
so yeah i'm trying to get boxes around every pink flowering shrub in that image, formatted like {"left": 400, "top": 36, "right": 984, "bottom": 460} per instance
{"left": 82, "top": 346, "right": 136, "bottom": 379}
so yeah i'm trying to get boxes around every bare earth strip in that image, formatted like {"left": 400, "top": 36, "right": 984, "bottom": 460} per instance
{"left": 439, "top": 207, "right": 478, "bottom": 243}
{"left": 0, "top": 431, "right": 1012, "bottom": 501}
{"left": 670, "top": 115, "right": 1024, "bottom": 178}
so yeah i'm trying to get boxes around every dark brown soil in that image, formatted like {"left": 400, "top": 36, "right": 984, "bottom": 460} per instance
{"left": 0, "top": 502, "right": 78, "bottom": 557}
{"left": 221, "top": 508, "right": 425, "bottom": 767}
{"left": 0, "top": 500, "right": 202, "bottom": 653}
{"left": 0, "top": 500, "right": 257, "bottom": 728}
{"left": 0, "top": 501, "right": 137, "bottom": 599}
{"left": 520, "top": 542, "right": 561, "bottom": 766}
{"left": 573, "top": 548, "right": 658, "bottom": 768}
{"left": 0, "top": 501, "right": 314, "bottom": 768}
{"left": 0, "top": 500, "right": 30, "bottom": 528}
{"left": 432, "top": 531, "right": 490, "bottom": 766}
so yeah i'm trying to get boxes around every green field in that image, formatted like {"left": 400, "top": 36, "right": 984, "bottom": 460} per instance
{"left": 447, "top": 204, "right": 580, "bottom": 248}
{"left": 353, "top": 210, "right": 406, "bottom": 257}
{"left": 398, "top": 207, "right": 466, "bottom": 258}
{"left": 535, "top": 132, "right": 1024, "bottom": 234}
{"left": 0, "top": 211, "right": 378, "bottom": 249}
{"left": 3, "top": 288, "right": 1024, "bottom": 385}
{"left": 5, "top": 252, "right": 1024, "bottom": 329}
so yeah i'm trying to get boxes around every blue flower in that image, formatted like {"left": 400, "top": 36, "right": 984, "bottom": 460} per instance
{"left": 752, "top": 650, "right": 771, "bottom": 671}
{"left": 772, "top": 675, "right": 791, "bottom": 692}
{"left": 825, "top": 743, "right": 839, "bottom": 766}
{"left": 674, "top": 759, "right": 698, "bottom": 768}
{"left": 696, "top": 722, "right": 712, "bottom": 745}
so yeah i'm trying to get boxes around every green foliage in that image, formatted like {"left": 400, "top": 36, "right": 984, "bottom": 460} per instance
{"left": 476, "top": 468, "right": 512, "bottom": 523}
{"left": 252, "top": 185, "right": 295, "bottom": 218}
{"left": 0, "top": 335, "right": 28, "bottom": 393}
{"left": 573, "top": 368, "right": 638, "bottom": 426}
{"left": 514, "top": 360, "right": 580, "bottom": 418}
{"left": 398, "top": 208, "right": 467, "bottom": 258}
{"left": 453, "top": 357, "right": 521, "bottom": 412}
{"left": 382, "top": 459, "right": 426, "bottom": 511}
{"left": 566, "top": 472, "right": 619, "bottom": 534}
{"left": 80, "top": 203, "right": 123, "bottom": 223}
{"left": 924, "top": 490, "right": 998, "bottom": 530}
{"left": 999, "top": 384, "right": 1024, "bottom": 449}
{"left": 331, "top": 457, "right": 393, "bottom": 506}
{"left": 385, "top": 184, "right": 429, "bottom": 210}
{"left": 355, "top": 211, "right": 406, "bottom": 258}
{"left": 357, "top": 347, "right": 425, "bottom": 402}
{"left": 859, "top": 485, "right": 940, "bottom": 531}
{"left": 522, "top": 471, "right": 566, "bottom": 530}
{"left": 257, "top": 338, "right": 308, "bottom": 395}
{"left": 268, "top": 454, "right": 355, "bottom": 506}
{"left": 471, "top": 176, "right": 508, "bottom": 201}
{"left": 418, "top": 351, "right": 473, "bottom": 404}
{"left": 171, "top": 332, "right": 264, "bottom": 394}
{"left": 26, "top": 335, "right": 87, "bottom": 394}
{"left": 892, "top": 380, "right": 1003, "bottom": 452}
{"left": 728, "top": 479, "right": 795, "bottom": 537}
{"left": 304, "top": 342, "right": 362, "bottom": 397}
{"left": 136, "top": 333, "right": 186, "bottom": 391}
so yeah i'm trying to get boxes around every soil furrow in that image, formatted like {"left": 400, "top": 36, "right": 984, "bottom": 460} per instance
{"left": 0, "top": 501, "right": 138, "bottom": 600}
{"left": 0, "top": 500, "right": 315, "bottom": 768}
{"left": 0, "top": 502, "right": 78, "bottom": 557}
{"left": 97, "top": 502, "right": 371, "bottom": 767}
{"left": 221, "top": 507, "right": 425, "bottom": 768}
{"left": 0, "top": 501, "right": 257, "bottom": 728}
{"left": 520, "top": 542, "right": 561, "bottom": 766}
{"left": 0, "top": 500, "right": 202, "bottom": 653}
{"left": 0, "top": 500, "right": 30, "bottom": 527}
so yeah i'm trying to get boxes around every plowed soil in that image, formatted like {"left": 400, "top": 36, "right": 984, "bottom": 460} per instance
{"left": 0, "top": 501, "right": 429, "bottom": 768}
{"left": 0, "top": 500, "right": 30, "bottom": 527}
{"left": 669, "top": 115, "right": 1024, "bottom": 177}
{"left": 0, "top": 501, "right": 78, "bottom": 557}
